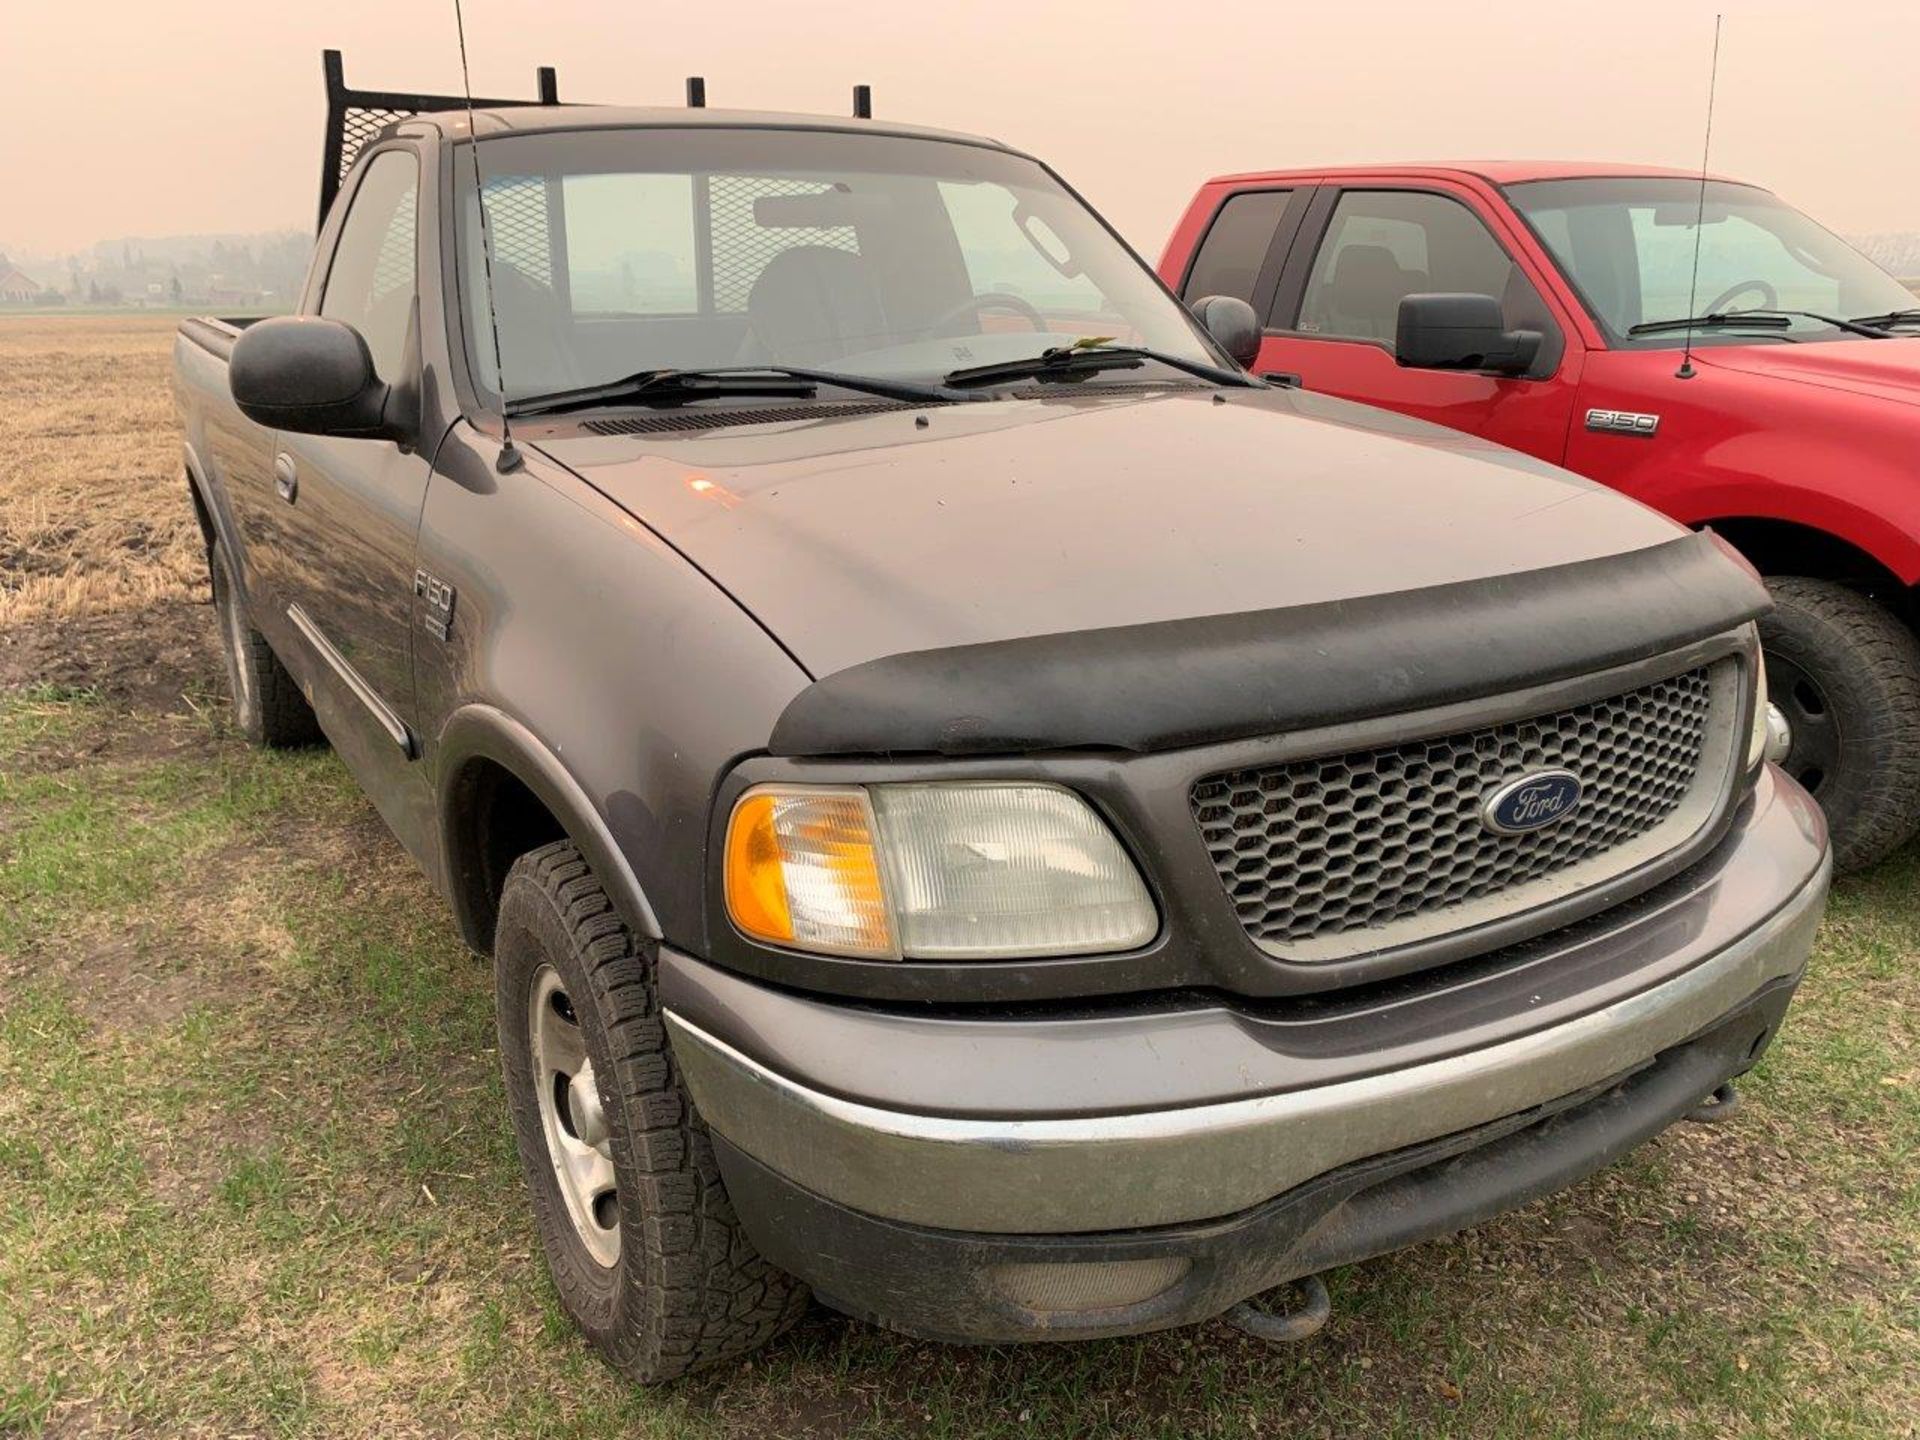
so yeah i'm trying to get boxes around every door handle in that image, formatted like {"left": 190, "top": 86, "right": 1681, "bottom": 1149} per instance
{"left": 273, "top": 452, "right": 298, "bottom": 503}
{"left": 1261, "top": 372, "right": 1304, "bottom": 389}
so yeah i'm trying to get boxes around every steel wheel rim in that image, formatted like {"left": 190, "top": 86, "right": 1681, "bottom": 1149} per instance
{"left": 1765, "top": 655, "right": 1840, "bottom": 796}
{"left": 529, "top": 964, "right": 620, "bottom": 1266}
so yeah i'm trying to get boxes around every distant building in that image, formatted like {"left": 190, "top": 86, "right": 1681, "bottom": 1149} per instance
{"left": 0, "top": 256, "right": 41, "bottom": 304}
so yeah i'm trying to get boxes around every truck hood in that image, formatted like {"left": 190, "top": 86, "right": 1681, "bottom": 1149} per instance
{"left": 532, "top": 385, "right": 1687, "bottom": 681}
{"left": 1700, "top": 336, "right": 1920, "bottom": 407}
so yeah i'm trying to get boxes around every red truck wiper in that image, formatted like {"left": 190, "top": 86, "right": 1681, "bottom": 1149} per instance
{"left": 1629, "top": 309, "right": 1891, "bottom": 340}
{"left": 1846, "top": 308, "right": 1920, "bottom": 332}
{"left": 1628, "top": 311, "right": 1794, "bottom": 339}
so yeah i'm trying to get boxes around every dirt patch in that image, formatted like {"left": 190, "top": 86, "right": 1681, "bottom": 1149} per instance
{"left": 0, "top": 598, "right": 222, "bottom": 712}
{"left": 59, "top": 926, "right": 208, "bottom": 1032}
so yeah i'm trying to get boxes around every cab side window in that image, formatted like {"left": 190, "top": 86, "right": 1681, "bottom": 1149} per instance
{"left": 320, "top": 151, "right": 419, "bottom": 381}
{"left": 1296, "top": 190, "right": 1540, "bottom": 348}
{"left": 1181, "top": 189, "right": 1292, "bottom": 311}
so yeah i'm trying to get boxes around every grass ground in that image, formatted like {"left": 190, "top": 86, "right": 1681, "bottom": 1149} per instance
{"left": 1, "top": 315, "right": 1917, "bottom": 1438}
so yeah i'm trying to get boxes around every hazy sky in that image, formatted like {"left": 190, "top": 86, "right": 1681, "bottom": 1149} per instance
{"left": 5, "top": 0, "right": 1917, "bottom": 257}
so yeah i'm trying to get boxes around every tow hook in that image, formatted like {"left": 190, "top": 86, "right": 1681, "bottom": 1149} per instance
{"left": 1684, "top": 1080, "right": 1743, "bottom": 1124}
{"left": 1223, "top": 1273, "right": 1331, "bottom": 1343}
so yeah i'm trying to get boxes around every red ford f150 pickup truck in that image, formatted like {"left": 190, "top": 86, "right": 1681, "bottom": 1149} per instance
{"left": 1160, "top": 164, "right": 1920, "bottom": 871}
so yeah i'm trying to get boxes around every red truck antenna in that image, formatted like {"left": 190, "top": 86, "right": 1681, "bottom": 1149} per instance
{"left": 1676, "top": 13, "right": 1723, "bottom": 381}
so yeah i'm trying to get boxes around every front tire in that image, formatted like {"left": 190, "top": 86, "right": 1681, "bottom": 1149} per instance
{"left": 494, "top": 841, "right": 807, "bottom": 1382}
{"left": 1759, "top": 576, "right": 1920, "bottom": 872}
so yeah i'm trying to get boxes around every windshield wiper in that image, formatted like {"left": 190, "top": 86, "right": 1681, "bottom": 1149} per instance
{"left": 1629, "top": 308, "right": 1889, "bottom": 339}
{"left": 1846, "top": 308, "right": 1920, "bottom": 332}
{"left": 508, "top": 365, "right": 968, "bottom": 418}
{"left": 943, "top": 341, "right": 1258, "bottom": 390}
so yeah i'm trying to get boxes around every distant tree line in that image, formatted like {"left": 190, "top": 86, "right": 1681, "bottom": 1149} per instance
{"left": 7, "top": 230, "right": 313, "bottom": 310}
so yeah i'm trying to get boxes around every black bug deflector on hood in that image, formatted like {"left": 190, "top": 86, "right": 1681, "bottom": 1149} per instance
{"left": 770, "top": 531, "right": 1770, "bottom": 757}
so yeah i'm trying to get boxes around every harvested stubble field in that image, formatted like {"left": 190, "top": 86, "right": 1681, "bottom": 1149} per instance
{"left": 1, "top": 313, "right": 1917, "bottom": 1439}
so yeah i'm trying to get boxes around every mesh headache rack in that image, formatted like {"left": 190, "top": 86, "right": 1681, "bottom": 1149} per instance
{"left": 319, "top": 48, "right": 560, "bottom": 231}
{"left": 317, "top": 49, "right": 877, "bottom": 231}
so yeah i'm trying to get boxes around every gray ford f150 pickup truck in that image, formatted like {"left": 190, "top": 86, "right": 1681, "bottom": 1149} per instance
{"left": 171, "top": 53, "right": 1829, "bottom": 1381}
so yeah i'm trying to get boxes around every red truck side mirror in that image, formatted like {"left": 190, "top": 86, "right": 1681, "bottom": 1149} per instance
{"left": 230, "top": 316, "right": 414, "bottom": 444}
{"left": 1395, "top": 293, "right": 1541, "bottom": 378}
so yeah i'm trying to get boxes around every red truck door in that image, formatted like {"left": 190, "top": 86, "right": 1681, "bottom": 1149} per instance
{"left": 1185, "top": 181, "right": 1585, "bottom": 467}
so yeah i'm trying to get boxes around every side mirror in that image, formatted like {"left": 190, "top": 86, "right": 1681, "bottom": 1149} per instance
{"left": 1395, "top": 293, "right": 1541, "bottom": 377}
{"left": 230, "top": 316, "right": 408, "bottom": 441}
{"left": 1189, "top": 294, "right": 1262, "bottom": 368}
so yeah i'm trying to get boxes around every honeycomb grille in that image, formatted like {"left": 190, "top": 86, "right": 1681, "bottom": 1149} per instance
{"left": 1191, "top": 665, "right": 1726, "bottom": 959}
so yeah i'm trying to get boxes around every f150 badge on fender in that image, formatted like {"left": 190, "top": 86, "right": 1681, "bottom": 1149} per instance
{"left": 1585, "top": 408, "right": 1660, "bottom": 436}
{"left": 1481, "top": 769, "right": 1583, "bottom": 835}
{"left": 414, "top": 569, "right": 456, "bottom": 641}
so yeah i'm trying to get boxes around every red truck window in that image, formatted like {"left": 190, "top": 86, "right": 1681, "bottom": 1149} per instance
{"left": 1180, "top": 189, "right": 1293, "bottom": 313}
{"left": 1507, "top": 177, "right": 1920, "bottom": 344}
{"left": 1295, "top": 190, "right": 1542, "bottom": 349}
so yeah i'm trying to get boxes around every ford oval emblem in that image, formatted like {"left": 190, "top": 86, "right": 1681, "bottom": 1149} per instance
{"left": 1481, "top": 769, "right": 1583, "bottom": 836}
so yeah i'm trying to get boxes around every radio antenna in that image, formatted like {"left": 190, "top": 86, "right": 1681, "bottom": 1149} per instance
{"left": 1676, "top": 13, "right": 1723, "bottom": 381}
{"left": 452, "top": 0, "right": 522, "bottom": 470}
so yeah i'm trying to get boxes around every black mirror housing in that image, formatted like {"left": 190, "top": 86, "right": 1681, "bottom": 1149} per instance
{"left": 1395, "top": 293, "right": 1541, "bottom": 377}
{"left": 230, "top": 316, "right": 407, "bottom": 440}
{"left": 1188, "top": 294, "right": 1262, "bottom": 368}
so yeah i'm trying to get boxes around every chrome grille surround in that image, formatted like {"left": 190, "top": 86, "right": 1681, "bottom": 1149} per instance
{"left": 1191, "top": 660, "right": 1741, "bottom": 962}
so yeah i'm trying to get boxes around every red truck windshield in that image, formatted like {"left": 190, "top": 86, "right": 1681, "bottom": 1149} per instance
{"left": 452, "top": 128, "right": 1216, "bottom": 405}
{"left": 1506, "top": 178, "right": 1917, "bottom": 345}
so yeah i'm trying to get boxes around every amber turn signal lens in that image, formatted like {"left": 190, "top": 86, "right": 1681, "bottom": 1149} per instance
{"left": 724, "top": 793, "right": 793, "bottom": 943}
{"left": 723, "top": 788, "right": 898, "bottom": 958}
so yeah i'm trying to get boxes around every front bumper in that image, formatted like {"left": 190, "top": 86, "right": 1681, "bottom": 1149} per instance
{"left": 663, "top": 767, "right": 1828, "bottom": 1340}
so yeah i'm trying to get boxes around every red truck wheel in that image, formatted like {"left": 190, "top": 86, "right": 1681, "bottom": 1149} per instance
{"left": 1760, "top": 577, "right": 1920, "bottom": 872}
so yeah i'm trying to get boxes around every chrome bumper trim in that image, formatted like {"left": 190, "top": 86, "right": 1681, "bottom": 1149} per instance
{"left": 668, "top": 855, "right": 1826, "bottom": 1235}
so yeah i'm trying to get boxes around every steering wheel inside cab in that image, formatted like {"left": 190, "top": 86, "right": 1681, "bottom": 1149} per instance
{"left": 923, "top": 291, "right": 1050, "bottom": 338}
{"left": 1701, "top": 279, "right": 1780, "bottom": 315}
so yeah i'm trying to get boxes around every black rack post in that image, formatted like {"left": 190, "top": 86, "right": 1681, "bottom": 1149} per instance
{"left": 316, "top": 48, "right": 565, "bottom": 231}
{"left": 686, "top": 76, "right": 707, "bottom": 108}
{"left": 320, "top": 49, "right": 350, "bottom": 232}
{"left": 852, "top": 84, "right": 872, "bottom": 119}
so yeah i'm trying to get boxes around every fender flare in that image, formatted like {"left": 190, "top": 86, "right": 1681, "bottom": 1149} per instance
{"left": 435, "top": 702, "right": 665, "bottom": 951}
{"left": 1666, "top": 485, "right": 1920, "bottom": 590}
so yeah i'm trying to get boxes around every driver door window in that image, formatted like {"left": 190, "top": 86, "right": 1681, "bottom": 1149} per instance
{"left": 1259, "top": 187, "right": 1575, "bottom": 466}
{"left": 319, "top": 151, "right": 418, "bottom": 381}
{"left": 1295, "top": 190, "right": 1534, "bottom": 347}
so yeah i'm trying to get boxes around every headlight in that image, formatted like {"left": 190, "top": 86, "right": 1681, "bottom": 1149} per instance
{"left": 1747, "top": 659, "right": 1770, "bottom": 771}
{"left": 724, "top": 783, "right": 1157, "bottom": 960}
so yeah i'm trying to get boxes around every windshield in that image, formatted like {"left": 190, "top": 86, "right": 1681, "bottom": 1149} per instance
{"left": 454, "top": 127, "right": 1220, "bottom": 404}
{"left": 1506, "top": 178, "right": 1918, "bottom": 345}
